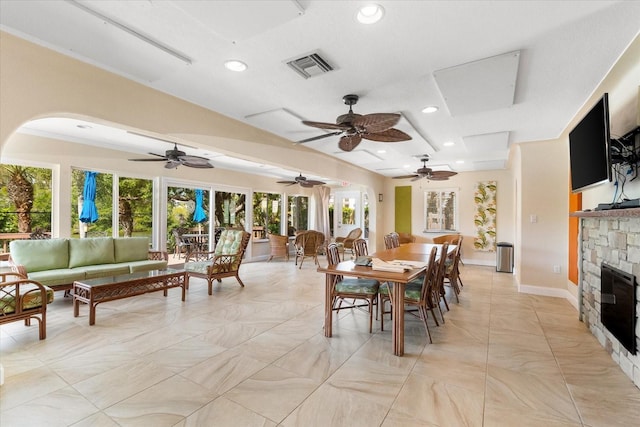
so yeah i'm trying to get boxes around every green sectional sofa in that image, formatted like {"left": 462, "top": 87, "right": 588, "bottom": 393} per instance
{"left": 9, "top": 237, "right": 168, "bottom": 291}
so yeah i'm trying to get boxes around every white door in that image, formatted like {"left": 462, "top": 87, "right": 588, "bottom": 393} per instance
{"left": 334, "top": 191, "right": 360, "bottom": 239}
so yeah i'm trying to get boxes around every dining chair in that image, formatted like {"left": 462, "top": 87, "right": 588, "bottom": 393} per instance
{"left": 267, "top": 233, "right": 289, "bottom": 262}
{"left": 294, "top": 230, "right": 323, "bottom": 268}
{"left": 352, "top": 238, "right": 369, "bottom": 257}
{"left": 171, "top": 227, "right": 191, "bottom": 259}
{"left": 444, "top": 236, "right": 463, "bottom": 302}
{"left": 326, "top": 243, "right": 379, "bottom": 333}
{"left": 379, "top": 246, "right": 441, "bottom": 342}
{"left": 434, "top": 242, "right": 451, "bottom": 312}
{"left": 383, "top": 233, "right": 400, "bottom": 249}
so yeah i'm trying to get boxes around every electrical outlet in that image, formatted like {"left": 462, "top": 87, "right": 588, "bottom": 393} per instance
{"left": 530, "top": 214, "right": 537, "bottom": 223}
{"left": 553, "top": 265, "right": 561, "bottom": 273}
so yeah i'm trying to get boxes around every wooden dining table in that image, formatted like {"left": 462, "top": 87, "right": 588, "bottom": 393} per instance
{"left": 317, "top": 242, "right": 455, "bottom": 356}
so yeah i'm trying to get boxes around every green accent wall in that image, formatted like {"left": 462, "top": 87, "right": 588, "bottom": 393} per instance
{"left": 395, "top": 186, "right": 411, "bottom": 233}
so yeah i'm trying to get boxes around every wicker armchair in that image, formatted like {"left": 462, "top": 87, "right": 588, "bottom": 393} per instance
{"left": 335, "top": 228, "right": 362, "bottom": 255}
{"left": 0, "top": 273, "right": 54, "bottom": 340}
{"left": 267, "top": 233, "right": 289, "bottom": 262}
{"left": 184, "top": 229, "right": 251, "bottom": 294}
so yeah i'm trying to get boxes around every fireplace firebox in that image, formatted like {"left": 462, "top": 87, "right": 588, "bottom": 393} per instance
{"left": 601, "top": 263, "right": 637, "bottom": 355}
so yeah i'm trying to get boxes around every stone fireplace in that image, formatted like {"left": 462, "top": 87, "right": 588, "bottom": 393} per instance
{"left": 576, "top": 208, "right": 640, "bottom": 388}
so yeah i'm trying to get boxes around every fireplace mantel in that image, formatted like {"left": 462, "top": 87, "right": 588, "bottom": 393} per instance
{"left": 571, "top": 207, "right": 640, "bottom": 218}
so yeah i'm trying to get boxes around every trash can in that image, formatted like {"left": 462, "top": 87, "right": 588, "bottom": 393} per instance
{"left": 496, "top": 242, "right": 513, "bottom": 273}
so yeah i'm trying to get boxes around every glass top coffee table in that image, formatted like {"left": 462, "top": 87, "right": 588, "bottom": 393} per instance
{"left": 73, "top": 268, "right": 186, "bottom": 325}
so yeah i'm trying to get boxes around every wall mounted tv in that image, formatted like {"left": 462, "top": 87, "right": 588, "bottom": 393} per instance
{"left": 569, "top": 93, "right": 612, "bottom": 193}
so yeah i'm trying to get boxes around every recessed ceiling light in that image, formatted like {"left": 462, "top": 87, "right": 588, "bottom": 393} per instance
{"left": 421, "top": 106, "right": 439, "bottom": 114}
{"left": 224, "top": 60, "right": 247, "bottom": 72}
{"left": 377, "top": 149, "right": 386, "bottom": 154}
{"left": 456, "top": 160, "right": 465, "bottom": 164}
{"left": 357, "top": 4, "right": 384, "bottom": 24}
{"left": 403, "top": 164, "right": 411, "bottom": 168}
{"left": 443, "top": 141, "right": 455, "bottom": 147}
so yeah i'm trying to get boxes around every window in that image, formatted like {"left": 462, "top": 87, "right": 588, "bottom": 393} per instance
{"left": 424, "top": 189, "right": 458, "bottom": 232}
{"left": 0, "top": 164, "right": 52, "bottom": 233}
{"left": 215, "top": 191, "right": 245, "bottom": 229}
{"left": 252, "top": 192, "right": 281, "bottom": 239}
{"left": 287, "top": 195, "right": 308, "bottom": 236}
{"left": 71, "top": 169, "right": 113, "bottom": 237}
{"left": 119, "top": 176, "right": 153, "bottom": 237}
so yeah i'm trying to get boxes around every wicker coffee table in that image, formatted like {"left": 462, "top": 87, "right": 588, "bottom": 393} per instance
{"left": 73, "top": 268, "right": 186, "bottom": 325}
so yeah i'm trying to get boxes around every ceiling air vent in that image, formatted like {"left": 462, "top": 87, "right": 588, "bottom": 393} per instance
{"left": 286, "top": 53, "right": 333, "bottom": 79}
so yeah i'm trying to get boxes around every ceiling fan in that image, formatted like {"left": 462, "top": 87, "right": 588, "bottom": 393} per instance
{"left": 393, "top": 157, "right": 457, "bottom": 181}
{"left": 277, "top": 174, "right": 325, "bottom": 188}
{"left": 298, "top": 94, "right": 412, "bottom": 152}
{"left": 128, "top": 143, "right": 213, "bottom": 169}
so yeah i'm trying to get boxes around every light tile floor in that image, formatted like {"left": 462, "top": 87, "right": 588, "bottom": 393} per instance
{"left": 1, "top": 261, "right": 639, "bottom": 426}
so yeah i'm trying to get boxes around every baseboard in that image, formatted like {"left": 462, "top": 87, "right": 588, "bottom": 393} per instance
{"left": 461, "top": 258, "right": 495, "bottom": 267}
{"left": 518, "top": 284, "right": 579, "bottom": 312}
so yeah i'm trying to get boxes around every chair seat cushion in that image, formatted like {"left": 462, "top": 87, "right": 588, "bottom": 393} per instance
{"left": 184, "top": 261, "right": 209, "bottom": 275}
{"left": 379, "top": 280, "right": 423, "bottom": 300}
{"left": 1, "top": 283, "right": 54, "bottom": 314}
{"left": 336, "top": 278, "right": 379, "bottom": 294}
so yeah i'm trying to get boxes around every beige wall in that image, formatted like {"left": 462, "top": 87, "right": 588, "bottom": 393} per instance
{"left": 382, "top": 170, "right": 514, "bottom": 266}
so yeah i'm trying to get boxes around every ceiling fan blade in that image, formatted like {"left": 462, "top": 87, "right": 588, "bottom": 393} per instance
{"left": 297, "top": 131, "right": 343, "bottom": 144}
{"left": 305, "top": 180, "right": 325, "bottom": 186}
{"left": 302, "top": 120, "right": 351, "bottom": 131}
{"left": 128, "top": 157, "right": 167, "bottom": 162}
{"left": 183, "top": 162, "right": 214, "bottom": 168}
{"left": 276, "top": 180, "right": 297, "bottom": 186}
{"left": 178, "top": 155, "right": 211, "bottom": 164}
{"left": 392, "top": 174, "right": 419, "bottom": 179}
{"left": 362, "top": 128, "right": 412, "bottom": 142}
{"left": 352, "top": 113, "right": 400, "bottom": 133}
{"left": 430, "top": 171, "right": 458, "bottom": 179}
{"left": 338, "top": 134, "right": 362, "bottom": 151}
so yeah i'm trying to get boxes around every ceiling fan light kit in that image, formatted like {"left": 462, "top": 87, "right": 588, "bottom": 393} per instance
{"left": 299, "top": 94, "right": 412, "bottom": 152}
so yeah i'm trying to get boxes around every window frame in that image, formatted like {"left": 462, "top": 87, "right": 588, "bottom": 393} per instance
{"left": 423, "top": 188, "right": 459, "bottom": 233}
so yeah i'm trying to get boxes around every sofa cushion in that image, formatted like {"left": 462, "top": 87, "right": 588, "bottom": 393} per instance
{"left": 9, "top": 239, "right": 69, "bottom": 273}
{"left": 127, "top": 259, "right": 168, "bottom": 273}
{"left": 114, "top": 237, "right": 150, "bottom": 263}
{"left": 81, "top": 264, "right": 131, "bottom": 279}
{"left": 69, "top": 238, "right": 115, "bottom": 268}
{"left": 27, "top": 268, "right": 86, "bottom": 288}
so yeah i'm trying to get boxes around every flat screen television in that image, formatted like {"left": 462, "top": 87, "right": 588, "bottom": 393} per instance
{"left": 569, "top": 93, "right": 612, "bottom": 193}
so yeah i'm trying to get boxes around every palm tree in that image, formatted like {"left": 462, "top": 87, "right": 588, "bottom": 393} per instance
{"left": 2, "top": 165, "right": 34, "bottom": 232}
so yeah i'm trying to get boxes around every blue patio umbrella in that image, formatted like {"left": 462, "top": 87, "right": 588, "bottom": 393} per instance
{"left": 79, "top": 171, "right": 99, "bottom": 223}
{"left": 193, "top": 189, "right": 207, "bottom": 224}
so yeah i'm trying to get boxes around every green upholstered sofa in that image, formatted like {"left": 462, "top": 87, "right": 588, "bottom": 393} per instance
{"left": 9, "top": 237, "right": 168, "bottom": 292}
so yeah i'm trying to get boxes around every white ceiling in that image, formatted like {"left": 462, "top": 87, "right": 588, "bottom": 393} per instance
{"left": 1, "top": 0, "right": 639, "bottom": 181}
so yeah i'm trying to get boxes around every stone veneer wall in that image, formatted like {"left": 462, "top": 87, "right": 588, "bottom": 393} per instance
{"left": 580, "top": 215, "right": 640, "bottom": 388}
